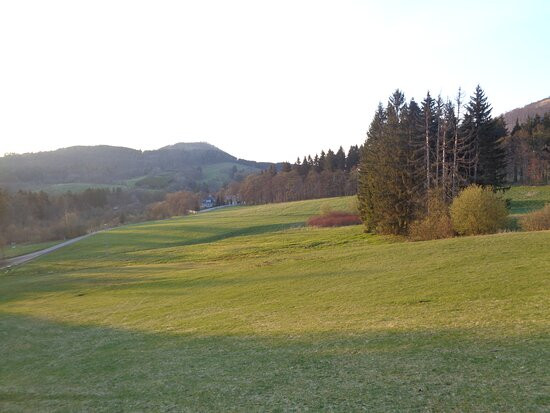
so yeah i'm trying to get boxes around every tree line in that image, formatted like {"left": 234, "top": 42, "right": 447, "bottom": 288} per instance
{"left": 218, "top": 86, "right": 537, "bottom": 213}
{"left": 358, "top": 86, "right": 508, "bottom": 235}
{"left": 146, "top": 191, "right": 200, "bottom": 219}
{"left": 216, "top": 146, "right": 361, "bottom": 204}
{"left": 505, "top": 113, "right": 550, "bottom": 184}
{"left": 0, "top": 188, "right": 164, "bottom": 248}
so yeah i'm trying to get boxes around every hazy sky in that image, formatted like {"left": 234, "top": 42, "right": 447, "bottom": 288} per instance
{"left": 1, "top": 0, "right": 549, "bottom": 162}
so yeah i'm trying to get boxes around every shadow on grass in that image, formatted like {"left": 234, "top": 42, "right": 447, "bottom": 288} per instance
{"left": 0, "top": 313, "right": 548, "bottom": 411}
{"left": 509, "top": 199, "right": 546, "bottom": 215}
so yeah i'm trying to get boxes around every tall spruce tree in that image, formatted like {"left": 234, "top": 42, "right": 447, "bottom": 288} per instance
{"left": 358, "top": 103, "right": 386, "bottom": 231}
{"left": 324, "top": 149, "right": 336, "bottom": 171}
{"left": 313, "top": 154, "right": 321, "bottom": 172}
{"left": 346, "top": 145, "right": 360, "bottom": 171}
{"left": 481, "top": 115, "right": 507, "bottom": 187}
{"left": 402, "top": 98, "right": 425, "bottom": 207}
{"left": 335, "top": 146, "right": 346, "bottom": 170}
{"left": 358, "top": 91, "right": 417, "bottom": 234}
{"left": 318, "top": 150, "right": 326, "bottom": 171}
{"left": 420, "top": 92, "right": 438, "bottom": 190}
{"left": 460, "top": 85, "right": 507, "bottom": 188}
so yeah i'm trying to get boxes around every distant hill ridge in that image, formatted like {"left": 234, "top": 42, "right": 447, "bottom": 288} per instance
{"left": 502, "top": 97, "right": 550, "bottom": 131}
{"left": 158, "top": 142, "right": 222, "bottom": 152}
{"left": 0, "top": 142, "right": 276, "bottom": 192}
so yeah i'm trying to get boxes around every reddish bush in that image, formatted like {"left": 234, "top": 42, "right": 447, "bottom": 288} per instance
{"left": 307, "top": 211, "right": 362, "bottom": 227}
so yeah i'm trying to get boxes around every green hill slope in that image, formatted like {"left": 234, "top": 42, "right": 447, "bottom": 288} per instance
{"left": 1, "top": 197, "right": 549, "bottom": 411}
{"left": 0, "top": 142, "right": 274, "bottom": 193}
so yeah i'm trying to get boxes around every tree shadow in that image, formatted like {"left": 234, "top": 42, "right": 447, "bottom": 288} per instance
{"left": 0, "top": 313, "right": 547, "bottom": 411}
{"left": 509, "top": 199, "right": 546, "bottom": 215}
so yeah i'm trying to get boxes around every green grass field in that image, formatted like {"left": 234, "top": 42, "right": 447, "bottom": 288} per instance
{"left": 507, "top": 185, "right": 550, "bottom": 215}
{"left": 198, "top": 162, "right": 261, "bottom": 189}
{"left": 122, "top": 162, "right": 261, "bottom": 191}
{"left": 33, "top": 183, "right": 128, "bottom": 194}
{"left": 1, "top": 195, "right": 549, "bottom": 411}
{"left": 1, "top": 240, "right": 61, "bottom": 260}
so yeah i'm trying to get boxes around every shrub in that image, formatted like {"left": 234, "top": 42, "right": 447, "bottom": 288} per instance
{"left": 450, "top": 185, "right": 508, "bottom": 236}
{"left": 519, "top": 204, "right": 550, "bottom": 231}
{"left": 307, "top": 211, "right": 362, "bottom": 227}
{"left": 409, "top": 193, "right": 453, "bottom": 241}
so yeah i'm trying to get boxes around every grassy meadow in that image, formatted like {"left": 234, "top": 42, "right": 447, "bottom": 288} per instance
{"left": 507, "top": 185, "right": 550, "bottom": 215}
{"left": 29, "top": 183, "right": 128, "bottom": 195}
{"left": 1, "top": 240, "right": 61, "bottom": 260}
{"left": 1, "top": 192, "right": 549, "bottom": 411}
{"left": 199, "top": 162, "right": 261, "bottom": 188}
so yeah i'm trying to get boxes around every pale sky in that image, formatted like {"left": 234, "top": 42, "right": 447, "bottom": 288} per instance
{"left": 1, "top": 0, "right": 549, "bottom": 162}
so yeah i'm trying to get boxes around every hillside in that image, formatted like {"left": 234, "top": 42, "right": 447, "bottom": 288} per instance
{"left": 0, "top": 142, "right": 275, "bottom": 193}
{"left": 1, "top": 195, "right": 548, "bottom": 411}
{"left": 503, "top": 96, "right": 550, "bottom": 131}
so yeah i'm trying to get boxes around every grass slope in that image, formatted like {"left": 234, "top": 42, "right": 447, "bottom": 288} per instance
{"left": 1, "top": 240, "right": 61, "bottom": 260}
{"left": 1, "top": 197, "right": 549, "bottom": 411}
{"left": 197, "top": 162, "right": 261, "bottom": 190}
{"left": 507, "top": 185, "right": 550, "bottom": 215}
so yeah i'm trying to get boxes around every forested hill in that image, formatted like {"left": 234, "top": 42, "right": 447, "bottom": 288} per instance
{"left": 503, "top": 97, "right": 550, "bottom": 131}
{"left": 0, "top": 142, "right": 275, "bottom": 192}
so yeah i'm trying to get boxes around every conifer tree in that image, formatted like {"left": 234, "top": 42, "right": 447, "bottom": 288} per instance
{"left": 358, "top": 103, "right": 386, "bottom": 231}
{"left": 358, "top": 92, "right": 417, "bottom": 234}
{"left": 460, "top": 85, "right": 507, "bottom": 188}
{"left": 324, "top": 149, "right": 336, "bottom": 171}
{"left": 292, "top": 158, "right": 301, "bottom": 173}
{"left": 421, "top": 92, "right": 437, "bottom": 190}
{"left": 335, "top": 146, "right": 346, "bottom": 170}
{"left": 511, "top": 119, "right": 521, "bottom": 135}
{"left": 480, "top": 115, "right": 507, "bottom": 187}
{"left": 313, "top": 154, "right": 321, "bottom": 172}
{"left": 319, "top": 151, "right": 326, "bottom": 171}
{"left": 300, "top": 156, "right": 310, "bottom": 176}
{"left": 402, "top": 98, "right": 424, "bottom": 185}
{"left": 281, "top": 162, "right": 292, "bottom": 173}
{"left": 346, "top": 145, "right": 360, "bottom": 171}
